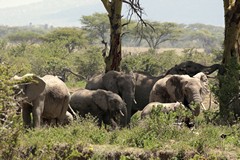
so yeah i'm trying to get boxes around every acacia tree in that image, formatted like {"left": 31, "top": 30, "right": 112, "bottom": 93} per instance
{"left": 80, "top": 13, "right": 110, "bottom": 44}
{"left": 42, "top": 28, "right": 87, "bottom": 53}
{"left": 135, "top": 21, "right": 182, "bottom": 50}
{"left": 101, "top": 0, "right": 145, "bottom": 72}
{"left": 218, "top": 0, "right": 240, "bottom": 120}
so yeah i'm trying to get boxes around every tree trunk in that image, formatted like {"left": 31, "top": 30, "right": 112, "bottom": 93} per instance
{"left": 219, "top": 0, "right": 240, "bottom": 119}
{"left": 101, "top": 0, "right": 122, "bottom": 72}
{"left": 222, "top": 0, "right": 240, "bottom": 64}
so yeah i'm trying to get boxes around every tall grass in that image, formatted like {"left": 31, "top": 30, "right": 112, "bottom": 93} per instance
{"left": 14, "top": 111, "right": 240, "bottom": 159}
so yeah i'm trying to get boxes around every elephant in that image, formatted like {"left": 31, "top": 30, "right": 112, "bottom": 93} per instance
{"left": 165, "top": 61, "right": 221, "bottom": 76}
{"left": 149, "top": 72, "right": 209, "bottom": 116}
{"left": 13, "top": 74, "right": 70, "bottom": 128}
{"left": 132, "top": 72, "right": 165, "bottom": 115}
{"left": 69, "top": 89, "right": 127, "bottom": 129}
{"left": 132, "top": 61, "right": 216, "bottom": 114}
{"left": 85, "top": 71, "right": 135, "bottom": 124}
{"left": 42, "top": 111, "right": 74, "bottom": 126}
{"left": 141, "top": 102, "right": 184, "bottom": 119}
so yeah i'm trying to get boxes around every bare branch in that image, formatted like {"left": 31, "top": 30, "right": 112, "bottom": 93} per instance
{"left": 123, "top": 0, "right": 148, "bottom": 27}
{"left": 62, "top": 68, "right": 87, "bottom": 81}
{"left": 101, "top": 40, "right": 108, "bottom": 57}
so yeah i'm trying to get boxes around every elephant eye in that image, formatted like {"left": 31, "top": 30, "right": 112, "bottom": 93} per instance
{"left": 110, "top": 98, "right": 119, "bottom": 105}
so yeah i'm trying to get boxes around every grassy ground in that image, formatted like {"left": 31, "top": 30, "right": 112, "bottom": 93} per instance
{"left": 6, "top": 110, "right": 239, "bottom": 160}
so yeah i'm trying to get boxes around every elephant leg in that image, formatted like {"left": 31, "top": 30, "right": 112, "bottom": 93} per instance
{"left": 32, "top": 98, "right": 44, "bottom": 128}
{"left": 42, "top": 118, "right": 57, "bottom": 126}
{"left": 22, "top": 103, "right": 32, "bottom": 128}
{"left": 56, "top": 96, "right": 69, "bottom": 126}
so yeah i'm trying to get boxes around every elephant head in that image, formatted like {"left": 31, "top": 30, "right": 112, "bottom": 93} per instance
{"left": 165, "top": 73, "right": 208, "bottom": 116}
{"left": 13, "top": 74, "right": 46, "bottom": 102}
{"left": 92, "top": 89, "right": 127, "bottom": 128}
{"left": 102, "top": 71, "right": 135, "bottom": 124}
{"left": 13, "top": 74, "right": 46, "bottom": 128}
{"left": 13, "top": 74, "right": 70, "bottom": 128}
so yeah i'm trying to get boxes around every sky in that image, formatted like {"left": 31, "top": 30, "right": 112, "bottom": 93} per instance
{"left": 0, "top": 0, "right": 224, "bottom": 27}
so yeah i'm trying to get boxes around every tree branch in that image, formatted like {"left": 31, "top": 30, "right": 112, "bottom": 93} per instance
{"left": 101, "top": 0, "right": 111, "bottom": 13}
{"left": 123, "top": 0, "right": 148, "bottom": 27}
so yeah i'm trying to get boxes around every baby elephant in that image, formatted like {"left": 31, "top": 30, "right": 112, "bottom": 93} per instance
{"left": 70, "top": 89, "right": 128, "bottom": 129}
{"left": 141, "top": 102, "right": 183, "bottom": 119}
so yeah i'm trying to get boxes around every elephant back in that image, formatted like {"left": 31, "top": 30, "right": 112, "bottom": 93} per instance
{"left": 42, "top": 75, "right": 70, "bottom": 99}
{"left": 85, "top": 74, "right": 104, "bottom": 90}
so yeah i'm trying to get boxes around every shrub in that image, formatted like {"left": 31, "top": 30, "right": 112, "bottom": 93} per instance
{"left": 0, "top": 64, "right": 23, "bottom": 160}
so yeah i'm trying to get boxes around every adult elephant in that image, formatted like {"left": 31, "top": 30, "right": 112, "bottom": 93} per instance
{"left": 70, "top": 89, "right": 127, "bottom": 129}
{"left": 132, "top": 72, "right": 165, "bottom": 115}
{"left": 85, "top": 71, "right": 135, "bottom": 124}
{"left": 149, "top": 72, "right": 209, "bottom": 116}
{"left": 165, "top": 61, "right": 221, "bottom": 76}
{"left": 13, "top": 74, "right": 70, "bottom": 128}
{"left": 132, "top": 61, "right": 217, "bottom": 115}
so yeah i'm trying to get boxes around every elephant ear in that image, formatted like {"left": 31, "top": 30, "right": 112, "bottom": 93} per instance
{"left": 193, "top": 72, "right": 209, "bottom": 95}
{"left": 92, "top": 89, "right": 108, "bottom": 112}
{"left": 102, "top": 71, "right": 119, "bottom": 94}
{"left": 193, "top": 72, "right": 208, "bottom": 84}
{"left": 16, "top": 74, "right": 46, "bottom": 101}
{"left": 166, "top": 75, "right": 185, "bottom": 101}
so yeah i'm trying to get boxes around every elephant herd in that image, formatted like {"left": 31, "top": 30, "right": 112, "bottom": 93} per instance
{"left": 12, "top": 61, "right": 216, "bottom": 129}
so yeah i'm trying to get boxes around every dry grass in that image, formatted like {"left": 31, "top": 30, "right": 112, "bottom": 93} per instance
{"left": 122, "top": 47, "right": 205, "bottom": 56}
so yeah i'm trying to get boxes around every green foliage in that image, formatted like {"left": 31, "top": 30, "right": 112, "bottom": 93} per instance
{"left": 0, "top": 21, "right": 238, "bottom": 159}
{"left": 122, "top": 50, "right": 183, "bottom": 75}
{"left": 42, "top": 27, "right": 88, "bottom": 53}
{"left": 215, "top": 58, "right": 240, "bottom": 122}
{"left": 80, "top": 13, "right": 110, "bottom": 44}
{"left": 26, "top": 41, "right": 70, "bottom": 76}
{"left": 0, "top": 39, "right": 7, "bottom": 50}
{"left": 73, "top": 47, "right": 105, "bottom": 80}
{"left": 134, "top": 21, "right": 182, "bottom": 49}
{"left": 0, "top": 64, "right": 23, "bottom": 160}
{"left": 9, "top": 42, "right": 28, "bottom": 57}
{"left": 7, "top": 31, "right": 42, "bottom": 44}
{"left": 65, "top": 80, "right": 86, "bottom": 89}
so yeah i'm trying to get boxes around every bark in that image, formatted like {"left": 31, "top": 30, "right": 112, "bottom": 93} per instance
{"left": 101, "top": 0, "right": 122, "bottom": 72}
{"left": 222, "top": 0, "right": 240, "bottom": 64}
{"left": 219, "top": 0, "right": 240, "bottom": 119}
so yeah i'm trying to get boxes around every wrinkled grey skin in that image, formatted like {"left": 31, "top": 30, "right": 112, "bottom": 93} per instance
{"left": 85, "top": 71, "right": 135, "bottom": 124}
{"left": 13, "top": 74, "right": 70, "bottom": 128}
{"left": 132, "top": 72, "right": 165, "bottom": 115}
{"left": 141, "top": 102, "right": 184, "bottom": 119}
{"left": 70, "top": 89, "right": 127, "bottom": 129}
{"left": 149, "top": 72, "right": 209, "bottom": 116}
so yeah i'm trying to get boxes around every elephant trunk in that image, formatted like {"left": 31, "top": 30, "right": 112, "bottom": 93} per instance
{"left": 203, "top": 64, "right": 221, "bottom": 75}
{"left": 190, "top": 93, "right": 203, "bottom": 116}
{"left": 119, "top": 104, "right": 128, "bottom": 127}
{"left": 122, "top": 93, "right": 135, "bottom": 124}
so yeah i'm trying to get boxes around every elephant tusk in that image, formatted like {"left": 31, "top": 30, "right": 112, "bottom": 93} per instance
{"left": 133, "top": 99, "right": 137, "bottom": 104}
{"left": 119, "top": 110, "right": 125, "bottom": 117}
{"left": 200, "top": 103, "right": 207, "bottom": 110}
{"left": 68, "top": 105, "right": 77, "bottom": 117}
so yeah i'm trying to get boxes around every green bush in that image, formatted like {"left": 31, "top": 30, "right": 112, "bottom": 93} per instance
{"left": 0, "top": 64, "right": 23, "bottom": 160}
{"left": 121, "top": 50, "right": 182, "bottom": 75}
{"left": 73, "top": 46, "right": 105, "bottom": 80}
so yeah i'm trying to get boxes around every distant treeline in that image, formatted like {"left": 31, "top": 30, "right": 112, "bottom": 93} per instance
{"left": 0, "top": 16, "right": 224, "bottom": 53}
